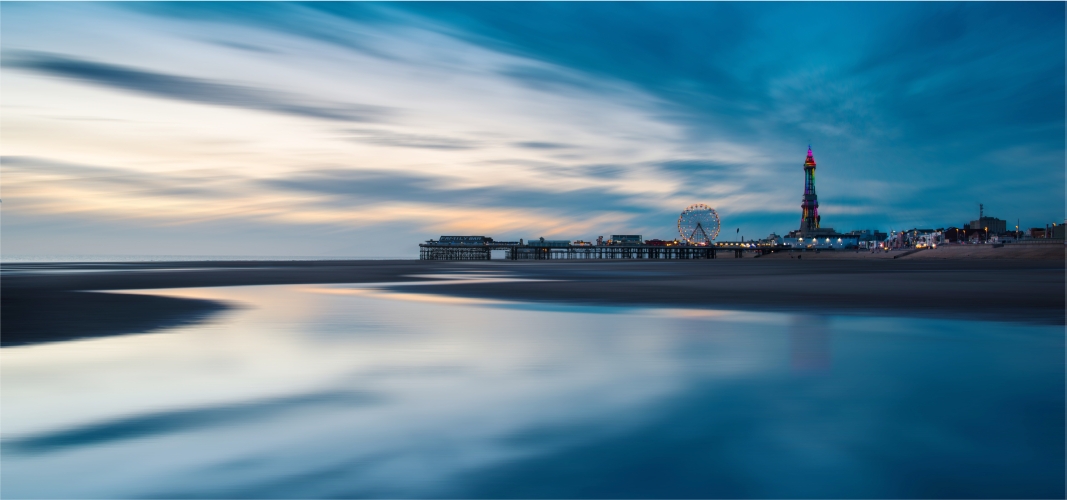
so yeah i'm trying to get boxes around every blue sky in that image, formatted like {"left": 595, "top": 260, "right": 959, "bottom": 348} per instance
{"left": 2, "top": 2, "right": 1063, "bottom": 257}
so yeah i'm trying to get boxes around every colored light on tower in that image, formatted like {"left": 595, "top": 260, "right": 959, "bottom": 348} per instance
{"left": 799, "top": 146, "right": 820, "bottom": 232}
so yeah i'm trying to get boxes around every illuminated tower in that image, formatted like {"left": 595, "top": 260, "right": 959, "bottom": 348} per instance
{"left": 800, "top": 146, "right": 820, "bottom": 233}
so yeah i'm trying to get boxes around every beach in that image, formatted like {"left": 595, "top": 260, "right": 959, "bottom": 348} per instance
{"left": 4, "top": 248, "right": 1064, "bottom": 498}
{"left": 4, "top": 245, "right": 1063, "bottom": 347}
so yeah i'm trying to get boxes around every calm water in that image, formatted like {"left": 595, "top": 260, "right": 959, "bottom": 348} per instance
{"left": 0, "top": 255, "right": 408, "bottom": 263}
{"left": 2, "top": 275, "right": 1063, "bottom": 498}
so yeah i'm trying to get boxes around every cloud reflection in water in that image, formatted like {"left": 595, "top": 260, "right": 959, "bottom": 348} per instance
{"left": 1, "top": 284, "right": 1062, "bottom": 498}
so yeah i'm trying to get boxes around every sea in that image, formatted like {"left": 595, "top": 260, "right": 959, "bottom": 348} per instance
{"left": 2, "top": 272, "right": 1063, "bottom": 498}
{"left": 0, "top": 255, "right": 409, "bottom": 263}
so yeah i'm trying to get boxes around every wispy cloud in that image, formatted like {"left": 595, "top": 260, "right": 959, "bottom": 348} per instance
{"left": 1, "top": 2, "right": 1062, "bottom": 256}
{"left": 4, "top": 50, "right": 394, "bottom": 123}
{"left": 1, "top": 156, "right": 654, "bottom": 243}
{"left": 512, "top": 141, "right": 573, "bottom": 150}
{"left": 346, "top": 128, "right": 480, "bottom": 151}
{"left": 266, "top": 168, "right": 653, "bottom": 214}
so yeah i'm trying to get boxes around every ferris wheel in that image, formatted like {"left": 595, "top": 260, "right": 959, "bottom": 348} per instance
{"left": 678, "top": 204, "right": 721, "bottom": 245}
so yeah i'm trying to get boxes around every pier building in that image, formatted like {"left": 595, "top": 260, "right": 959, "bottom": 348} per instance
{"left": 609, "top": 235, "right": 643, "bottom": 245}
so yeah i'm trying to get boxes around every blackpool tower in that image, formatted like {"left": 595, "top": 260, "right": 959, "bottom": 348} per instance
{"left": 800, "top": 146, "right": 820, "bottom": 233}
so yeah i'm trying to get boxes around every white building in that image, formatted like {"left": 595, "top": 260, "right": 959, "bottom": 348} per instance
{"left": 779, "top": 234, "right": 859, "bottom": 249}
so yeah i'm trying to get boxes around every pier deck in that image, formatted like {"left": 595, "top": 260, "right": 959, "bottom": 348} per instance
{"left": 419, "top": 242, "right": 786, "bottom": 260}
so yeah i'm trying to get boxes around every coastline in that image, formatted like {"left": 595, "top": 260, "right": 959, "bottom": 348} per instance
{"left": 2, "top": 249, "right": 1063, "bottom": 347}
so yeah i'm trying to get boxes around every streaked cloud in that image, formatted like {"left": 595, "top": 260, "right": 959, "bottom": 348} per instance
{"left": 266, "top": 168, "right": 653, "bottom": 214}
{"left": 345, "top": 128, "right": 480, "bottom": 151}
{"left": 512, "top": 142, "right": 573, "bottom": 150}
{"left": 4, "top": 50, "right": 394, "bottom": 123}
{"left": 2, "top": 156, "right": 644, "bottom": 241}
{"left": 0, "top": 2, "right": 1062, "bottom": 257}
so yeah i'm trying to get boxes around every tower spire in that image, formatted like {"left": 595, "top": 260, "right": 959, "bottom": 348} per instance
{"left": 800, "top": 146, "right": 819, "bottom": 233}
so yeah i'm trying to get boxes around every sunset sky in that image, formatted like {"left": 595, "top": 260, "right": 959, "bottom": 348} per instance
{"left": 2, "top": 2, "right": 1063, "bottom": 257}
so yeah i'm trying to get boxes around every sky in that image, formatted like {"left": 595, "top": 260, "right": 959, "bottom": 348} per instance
{"left": 2, "top": 2, "right": 1063, "bottom": 258}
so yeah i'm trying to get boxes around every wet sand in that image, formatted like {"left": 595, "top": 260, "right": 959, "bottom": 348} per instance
{"left": 2, "top": 290, "right": 229, "bottom": 348}
{"left": 3, "top": 253, "right": 1063, "bottom": 346}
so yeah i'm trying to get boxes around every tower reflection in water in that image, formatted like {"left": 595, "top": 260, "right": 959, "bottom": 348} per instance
{"left": 790, "top": 315, "right": 832, "bottom": 373}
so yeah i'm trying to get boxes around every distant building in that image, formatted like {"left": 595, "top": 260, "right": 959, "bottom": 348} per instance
{"left": 1023, "top": 225, "right": 1064, "bottom": 240}
{"left": 967, "top": 204, "right": 1007, "bottom": 235}
{"left": 780, "top": 234, "right": 859, "bottom": 249}
{"left": 609, "top": 235, "right": 643, "bottom": 245}
{"left": 968, "top": 217, "right": 1006, "bottom": 235}
{"left": 436, "top": 236, "right": 492, "bottom": 245}
{"left": 1052, "top": 223, "right": 1065, "bottom": 240}
{"left": 527, "top": 237, "right": 570, "bottom": 247}
{"left": 847, "top": 229, "right": 887, "bottom": 243}
{"left": 903, "top": 229, "right": 942, "bottom": 247}
{"left": 946, "top": 227, "right": 968, "bottom": 242}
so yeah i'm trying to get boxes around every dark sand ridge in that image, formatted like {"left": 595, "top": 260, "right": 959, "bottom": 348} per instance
{"left": 3, "top": 246, "right": 1063, "bottom": 347}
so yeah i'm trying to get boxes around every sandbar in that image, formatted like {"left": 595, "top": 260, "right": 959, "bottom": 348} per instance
{"left": 2, "top": 246, "right": 1063, "bottom": 346}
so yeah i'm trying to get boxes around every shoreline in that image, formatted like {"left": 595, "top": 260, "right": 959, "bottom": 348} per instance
{"left": 3, "top": 255, "right": 1063, "bottom": 347}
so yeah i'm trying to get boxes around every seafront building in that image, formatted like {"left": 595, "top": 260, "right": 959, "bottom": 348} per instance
{"left": 1029, "top": 224, "right": 1065, "bottom": 240}
{"left": 944, "top": 205, "right": 1065, "bottom": 243}
{"left": 885, "top": 229, "right": 944, "bottom": 249}
{"left": 967, "top": 217, "right": 1007, "bottom": 235}
{"left": 848, "top": 229, "right": 888, "bottom": 245}
{"left": 964, "top": 205, "right": 1007, "bottom": 235}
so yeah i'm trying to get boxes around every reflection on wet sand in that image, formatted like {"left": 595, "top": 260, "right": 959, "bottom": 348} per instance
{"left": 2, "top": 284, "right": 1063, "bottom": 498}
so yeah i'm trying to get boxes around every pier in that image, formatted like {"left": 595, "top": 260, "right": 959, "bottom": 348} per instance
{"left": 419, "top": 241, "right": 786, "bottom": 260}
